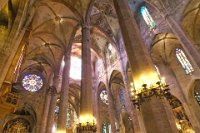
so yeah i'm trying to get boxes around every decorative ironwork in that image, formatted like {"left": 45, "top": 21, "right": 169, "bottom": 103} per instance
{"left": 131, "top": 81, "right": 171, "bottom": 108}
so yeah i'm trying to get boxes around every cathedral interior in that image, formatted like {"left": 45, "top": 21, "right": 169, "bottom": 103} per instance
{"left": 0, "top": 0, "right": 200, "bottom": 133}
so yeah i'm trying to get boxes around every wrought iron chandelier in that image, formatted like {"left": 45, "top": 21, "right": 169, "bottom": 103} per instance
{"left": 131, "top": 81, "right": 171, "bottom": 108}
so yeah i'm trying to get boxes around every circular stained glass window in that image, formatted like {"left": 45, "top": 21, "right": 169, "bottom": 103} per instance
{"left": 22, "top": 74, "right": 43, "bottom": 92}
{"left": 100, "top": 90, "right": 109, "bottom": 105}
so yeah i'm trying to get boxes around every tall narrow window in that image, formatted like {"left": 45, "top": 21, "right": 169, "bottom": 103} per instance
{"left": 140, "top": 6, "right": 156, "bottom": 30}
{"left": 176, "top": 48, "right": 194, "bottom": 74}
{"left": 194, "top": 82, "right": 200, "bottom": 106}
{"left": 107, "top": 43, "right": 116, "bottom": 65}
{"left": 194, "top": 88, "right": 200, "bottom": 105}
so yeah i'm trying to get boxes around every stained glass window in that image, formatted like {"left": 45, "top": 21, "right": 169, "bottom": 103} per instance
{"left": 140, "top": 6, "right": 156, "bottom": 30}
{"left": 100, "top": 90, "right": 109, "bottom": 105}
{"left": 66, "top": 110, "right": 71, "bottom": 128}
{"left": 102, "top": 122, "right": 111, "bottom": 133}
{"left": 119, "top": 89, "right": 125, "bottom": 105}
{"left": 176, "top": 48, "right": 194, "bottom": 74}
{"left": 55, "top": 106, "right": 59, "bottom": 114}
{"left": 194, "top": 88, "right": 200, "bottom": 105}
{"left": 22, "top": 74, "right": 43, "bottom": 92}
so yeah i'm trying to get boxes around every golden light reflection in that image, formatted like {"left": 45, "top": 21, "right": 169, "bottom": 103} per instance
{"left": 133, "top": 72, "right": 160, "bottom": 92}
{"left": 176, "top": 122, "right": 182, "bottom": 130}
{"left": 56, "top": 130, "right": 65, "bottom": 133}
{"left": 130, "top": 71, "right": 168, "bottom": 95}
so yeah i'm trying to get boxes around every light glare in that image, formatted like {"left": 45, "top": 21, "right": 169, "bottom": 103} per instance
{"left": 70, "top": 56, "right": 82, "bottom": 80}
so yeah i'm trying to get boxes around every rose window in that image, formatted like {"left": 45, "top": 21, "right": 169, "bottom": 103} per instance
{"left": 22, "top": 74, "right": 43, "bottom": 92}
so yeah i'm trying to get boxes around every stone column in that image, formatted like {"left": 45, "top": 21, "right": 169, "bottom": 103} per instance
{"left": 93, "top": 80, "right": 101, "bottom": 133}
{"left": 46, "top": 75, "right": 59, "bottom": 133}
{"left": 80, "top": 22, "right": 93, "bottom": 117}
{"left": 113, "top": 0, "right": 179, "bottom": 132}
{"left": 123, "top": 75, "right": 143, "bottom": 133}
{"left": 40, "top": 88, "right": 51, "bottom": 133}
{"left": 141, "top": 96, "right": 178, "bottom": 133}
{"left": 57, "top": 45, "right": 72, "bottom": 132}
{"left": 78, "top": 22, "right": 94, "bottom": 133}
{"left": 106, "top": 83, "right": 117, "bottom": 133}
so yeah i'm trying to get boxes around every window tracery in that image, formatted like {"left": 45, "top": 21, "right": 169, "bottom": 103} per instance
{"left": 175, "top": 48, "right": 194, "bottom": 74}
{"left": 100, "top": 90, "right": 109, "bottom": 105}
{"left": 22, "top": 74, "right": 43, "bottom": 92}
{"left": 140, "top": 6, "right": 156, "bottom": 30}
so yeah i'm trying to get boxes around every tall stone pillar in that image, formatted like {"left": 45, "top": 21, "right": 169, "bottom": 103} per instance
{"left": 93, "top": 80, "right": 101, "bottom": 133}
{"left": 104, "top": 54, "right": 117, "bottom": 133}
{"left": 140, "top": 96, "right": 178, "bottom": 133}
{"left": 40, "top": 88, "right": 51, "bottom": 133}
{"left": 78, "top": 22, "right": 94, "bottom": 133}
{"left": 57, "top": 45, "right": 72, "bottom": 132}
{"left": 123, "top": 76, "right": 143, "bottom": 133}
{"left": 113, "top": 0, "right": 179, "bottom": 132}
{"left": 46, "top": 75, "right": 59, "bottom": 133}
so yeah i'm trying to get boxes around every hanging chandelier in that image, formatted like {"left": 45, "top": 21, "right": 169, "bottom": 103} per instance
{"left": 131, "top": 81, "right": 171, "bottom": 108}
{"left": 76, "top": 122, "right": 97, "bottom": 132}
{"left": 76, "top": 115, "right": 97, "bottom": 133}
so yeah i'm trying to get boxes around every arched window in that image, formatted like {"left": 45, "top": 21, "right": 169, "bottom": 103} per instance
{"left": 176, "top": 48, "right": 194, "bottom": 74}
{"left": 100, "top": 90, "right": 109, "bottom": 105}
{"left": 140, "top": 6, "right": 156, "bottom": 30}
{"left": 102, "top": 122, "right": 111, "bottom": 133}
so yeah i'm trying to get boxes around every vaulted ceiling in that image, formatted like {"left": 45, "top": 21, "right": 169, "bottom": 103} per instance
{"left": 20, "top": 0, "right": 120, "bottom": 78}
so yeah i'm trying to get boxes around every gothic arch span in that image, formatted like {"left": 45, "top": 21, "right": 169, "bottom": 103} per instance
{"left": 151, "top": 33, "right": 182, "bottom": 64}
{"left": 109, "top": 70, "right": 124, "bottom": 88}
{"left": 182, "top": 0, "right": 200, "bottom": 47}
